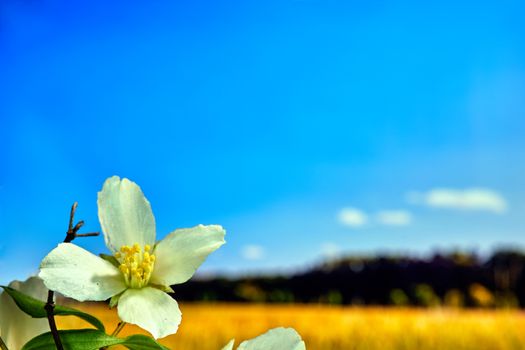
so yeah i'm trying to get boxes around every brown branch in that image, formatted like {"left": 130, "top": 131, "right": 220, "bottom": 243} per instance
{"left": 45, "top": 202, "right": 100, "bottom": 350}
{"left": 0, "top": 335, "right": 9, "bottom": 350}
{"left": 75, "top": 232, "right": 100, "bottom": 237}
{"left": 45, "top": 290, "right": 62, "bottom": 349}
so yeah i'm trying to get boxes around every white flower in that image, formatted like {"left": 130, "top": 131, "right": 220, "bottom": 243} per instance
{"left": 39, "top": 176, "right": 226, "bottom": 339}
{"left": 222, "top": 327, "right": 306, "bottom": 350}
{"left": 0, "top": 277, "right": 50, "bottom": 350}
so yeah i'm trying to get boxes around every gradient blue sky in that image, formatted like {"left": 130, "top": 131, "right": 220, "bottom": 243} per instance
{"left": 1, "top": 0, "right": 525, "bottom": 284}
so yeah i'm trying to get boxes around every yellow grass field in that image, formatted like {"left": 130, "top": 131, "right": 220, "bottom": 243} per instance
{"left": 57, "top": 302, "right": 525, "bottom": 350}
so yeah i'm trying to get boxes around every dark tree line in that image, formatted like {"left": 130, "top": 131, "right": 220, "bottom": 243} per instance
{"left": 172, "top": 250, "right": 525, "bottom": 307}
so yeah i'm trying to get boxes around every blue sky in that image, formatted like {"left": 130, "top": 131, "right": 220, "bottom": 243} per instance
{"left": 1, "top": 0, "right": 525, "bottom": 284}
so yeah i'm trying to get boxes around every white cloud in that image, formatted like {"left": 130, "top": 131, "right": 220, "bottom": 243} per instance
{"left": 338, "top": 207, "right": 368, "bottom": 227}
{"left": 407, "top": 188, "right": 508, "bottom": 214}
{"left": 376, "top": 210, "right": 413, "bottom": 226}
{"left": 320, "top": 242, "right": 341, "bottom": 258}
{"left": 241, "top": 245, "right": 265, "bottom": 261}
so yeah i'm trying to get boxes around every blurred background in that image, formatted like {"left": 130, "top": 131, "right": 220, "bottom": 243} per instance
{"left": 2, "top": 0, "right": 525, "bottom": 349}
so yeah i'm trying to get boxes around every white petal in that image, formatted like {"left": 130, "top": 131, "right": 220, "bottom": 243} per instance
{"left": 98, "top": 176, "right": 156, "bottom": 252}
{"left": 221, "top": 339, "right": 235, "bottom": 350}
{"left": 0, "top": 277, "right": 49, "bottom": 350}
{"left": 39, "top": 243, "right": 126, "bottom": 301}
{"left": 238, "top": 328, "right": 306, "bottom": 350}
{"left": 117, "top": 287, "right": 181, "bottom": 339}
{"left": 150, "top": 225, "right": 226, "bottom": 286}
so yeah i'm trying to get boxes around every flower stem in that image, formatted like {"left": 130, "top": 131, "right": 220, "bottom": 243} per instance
{"left": 45, "top": 290, "right": 63, "bottom": 350}
{"left": 45, "top": 202, "right": 101, "bottom": 350}
{"left": 111, "top": 321, "right": 127, "bottom": 336}
{"left": 0, "top": 336, "right": 9, "bottom": 350}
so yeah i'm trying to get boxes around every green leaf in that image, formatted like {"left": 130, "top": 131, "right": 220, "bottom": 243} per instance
{"left": 54, "top": 305, "right": 105, "bottom": 332}
{"left": 22, "top": 330, "right": 170, "bottom": 350}
{"left": 121, "top": 335, "right": 170, "bottom": 350}
{"left": 1, "top": 286, "right": 48, "bottom": 318}
{"left": 22, "top": 329, "right": 123, "bottom": 350}
{"left": 1, "top": 286, "right": 105, "bottom": 331}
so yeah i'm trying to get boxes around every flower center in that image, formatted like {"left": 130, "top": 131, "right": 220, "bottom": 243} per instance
{"left": 114, "top": 243, "right": 156, "bottom": 289}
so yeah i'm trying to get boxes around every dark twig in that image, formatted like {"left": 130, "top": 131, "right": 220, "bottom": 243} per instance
{"left": 0, "top": 335, "right": 9, "bottom": 350}
{"left": 45, "top": 202, "right": 100, "bottom": 350}
{"left": 75, "top": 232, "right": 100, "bottom": 237}
{"left": 45, "top": 290, "right": 62, "bottom": 349}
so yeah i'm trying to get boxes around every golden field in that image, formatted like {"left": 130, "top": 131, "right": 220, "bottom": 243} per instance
{"left": 57, "top": 302, "right": 525, "bottom": 350}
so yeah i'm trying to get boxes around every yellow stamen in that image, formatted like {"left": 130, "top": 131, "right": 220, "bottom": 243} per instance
{"left": 114, "top": 242, "right": 156, "bottom": 289}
